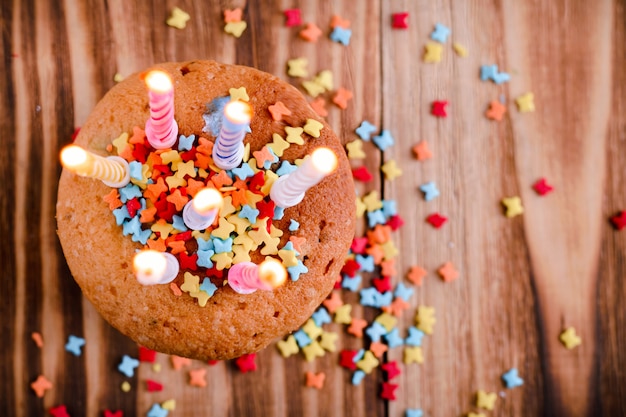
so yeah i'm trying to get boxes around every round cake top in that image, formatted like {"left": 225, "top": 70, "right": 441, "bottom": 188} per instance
{"left": 56, "top": 60, "right": 356, "bottom": 360}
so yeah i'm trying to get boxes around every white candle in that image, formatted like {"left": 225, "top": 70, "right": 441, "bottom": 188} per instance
{"left": 182, "top": 188, "right": 223, "bottom": 230}
{"left": 60, "top": 145, "right": 130, "bottom": 188}
{"left": 227, "top": 258, "right": 287, "bottom": 294}
{"left": 269, "top": 147, "right": 337, "bottom": 208}
{"left": 212, "top": 101, "right": 252, "bottom": 170}
{"left": 133, "top": 250, "right": 180, "bottom": 285}
{"left": 144, "top": 70, "right": 178, "bottom": 149}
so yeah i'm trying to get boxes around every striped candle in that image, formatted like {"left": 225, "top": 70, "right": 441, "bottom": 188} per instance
{"left": 144, "top": 70, "right": 178, "bottom": 149}
{"left": 182, "top": 188, "right": 223, "bottom": 230}
{"left": 60, "top": 145, "right": 130, "bottom": 188}
{"left": 227, "top": 258, "right": 286, "bottom": 294}
{"left": 269, "top": 147, "right": 337, "bottom": 208}
{"left": 212, "top": 100, "right": 251, "bottom": 170}
{"left": 133, "top": 250, "right": 180, "bottom": 285}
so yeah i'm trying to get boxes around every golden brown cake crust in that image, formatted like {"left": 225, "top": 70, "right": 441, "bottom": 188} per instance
{"left": 56, "top": 60, "right": 355, "bottom": 360}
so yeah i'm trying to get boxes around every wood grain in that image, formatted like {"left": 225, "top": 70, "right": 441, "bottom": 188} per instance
{"left": 2, "top": 0, "right": 626, "bottom": 416}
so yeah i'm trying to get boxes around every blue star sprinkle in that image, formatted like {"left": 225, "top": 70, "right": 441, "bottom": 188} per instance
{"left": 64, "top": 335, "right": 85, "bottom": 356}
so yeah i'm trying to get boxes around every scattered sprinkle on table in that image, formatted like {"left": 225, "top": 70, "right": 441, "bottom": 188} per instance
{"left": 559, "top": 327, "right": 582, "bottom": 349}
{"left": 166, "top": 7, "right": 190, "bottom": 29}
{"left": 502, "top": 196, "right": 524, "bottom": 218}
{"left": 533, "top": 178, "right": 554, "bottom": 196}
{"left": 515, "top": 92, "right": 535, "bottom": 113}
{"left": 501, "top": 368, "right": 524, "bottom": 388}
{"left": 476, "top": 389, "right": 498, "bottom": 410}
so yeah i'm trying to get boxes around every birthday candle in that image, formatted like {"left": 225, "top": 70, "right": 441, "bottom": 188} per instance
{"left": 182, "top": 188, "right": 223, "bottom": 230}
{"left": 60, "top": 145, "right": 130, "bottom": 188}
{"left": 269, "top": 147, "right": 337, "bottom": 208}
{"left": 144, "top": 70, "right": 178, "bottom": 149}
{"left": 227, "top": 258, "right": 287, "bottom": 294}
{"left": 212, "top": 100, "right": 252, "bottom": 170}
{"left": 133, "top": 250, "right": 180, "bottom": 285}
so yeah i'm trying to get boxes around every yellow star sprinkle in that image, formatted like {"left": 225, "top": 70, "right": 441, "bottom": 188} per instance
{"left": 381, "top": 160, "right": 402, "bottom": 181}
{"left": 346, "top": 140, "right": 366, "bottom": 159}
{"left": 380, "top": 240, "right": 398, "bottom": 260}
{"left": 502, "top": 196, "right": 524, "bottom": 218}
{"left": 453, "top": 42, "right": 469, "bottom": 57}
{"left": 356, "top": 351, "right": 379, "bottom": 374}
{"left": 356, "top": 197, "right": 367, "bottom": 218}
{"left": 226, "top": 214, "right": 250, "bottom": 235}
{"left": 559, "top": 327, "right": 582, "bottom": 349}
{"left": 189, "top": 290, "right": 210, "bottom": 307}
{"left": 278, "top": 247, "right": 299, "bottom": 267}
{"left": 260, "top": 170, "right": 278, "bottom": 195}
{"left": 234, "top": 233, "right": 256, "bottom": 252}
{"left": 319, "top": 331, "right": 338, "bottom": 352}
{"left": 302, "top": 80, "right": 326, "bottom": 97}
{"left": 415, "top": 305, "right": 436, "bottom": 335}
{"left": 160, "top": 149, "right": 182, "bottom": 165}
{"left": 303, "top": 119, "right": 324, "bottom": 138}
{"left": 166, "top": 7, "right": 190, "bottom": 29}
{"left": 161, "top": 400, "right": 176, "bottom": 411}
{"left": 285, "top": 127, "right": 304, "bottom": 145}
{"left": 476, "top": 390, "right": 497, "bottom": 410}
{"left": 260, "top": 235, "right": 280, "bottom": 255}
{"left": 334, "top": 303, "right": 352, "bottom": 324}
{"left": 221, "top": 196, "right": 237, "bottom": 217}
{"left": 268, "top": 133, "right": 290, "bottom": 157}
{"left": 404, "top": 346, "right": 424, "bottom": 365}
{"left": 313, "top": 70, "right": 334, "bottom": 91}
{"left": 362, "top": 191, "right": 383, "bottom": 212}
{"left": 151, "top": 220, "right": 174, "bottom": 239}
{"left": 246, "top": 190, "right": 264, "bottom": 207}
{"left": 229, "top": 87, "right": 249, "bottom": 102}
{"left": 302, "top": 341, "right": 325, "bottom": 362}
{"left": 287, "top": 57, "right": 308, "bottom": 78}
{"left": 515, "top": 92, "right": 535, "bottom": 113}
{"left": 423, "top": 42, "right": 443, "bottom": 63}
{"left": 231, "top": 244, "right": 252, "bottom": 264}
{"left": 165, "top": 175, "right": 186, "bottom": 190}
{"left": 375, "top": 312, "right": 398, "bottom": 332}
{"left": 173, "top": 160, "right": 196, "bottom": 179}
{"left": 468, "top": 413, "right": 486, "bottom": 417}
{"left": 224, "top": 21, "right": 247, "bottom": 38}
{"left": 180, "top": 272, "right": 200, "bottom": 293}
{"left": 211, "top": 252, "right": 234, "bottom": 270}
{"left": 302, "top": 318, "right": 323, "bottom": 340}
{"left": 210, "top": 217, "right": 235, "bottom": 239}
{"left": 112, "top": 132, "right": 129, "bottom": 154}
{"left": 277, "top": 335, "right": 299, "bottom": 357}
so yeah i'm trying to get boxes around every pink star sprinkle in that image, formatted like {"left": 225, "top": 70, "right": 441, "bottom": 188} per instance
{"left": 533, "top": 178, "right": 554, "bottom": 196}
{"left": 426, "top": 213, "right": 447, "bottom": 228}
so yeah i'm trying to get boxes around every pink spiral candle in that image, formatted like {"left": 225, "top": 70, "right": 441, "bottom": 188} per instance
{"left": 269, "top": 147, "right": 338, "bottom": 208}
{"left": 213, "top": 101, "right": 252, "bottom": 170}
{"left": 227, "top": 259, "right": 287, "bottom": 294}
{"left": 144, "top": 70, "right": 178, "bottom": 149}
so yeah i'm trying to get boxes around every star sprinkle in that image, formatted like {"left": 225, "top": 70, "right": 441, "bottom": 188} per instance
{"left": 415, "top": 305, "right": 436, "bottom": 335}
{"left": 49, "top": 405, "right": 70, "bottom": 417}
{"left": 319, "top": 331, "right": 338, "bottom": 352}
{"left": 356, "top": 350, "right": 380, "bottom": 374}
{"left": 305, "top": 371, "right": 326, "bottom": 389}
{"left": 419, "top": 181, "right": 440, "bottom": 201}
{"left": 268, "top": 102, "right": 292, "bottom": 121}
{"left": 430, "top": 23, "right": 450, "bottom": 43}
{"left": 287, "top": 57, "right": 308, "bottom": 78}
{"left": 64, "top": 335, "right": 85, "bottom": 356}
{"left": 502, "top": 368, "right": 524, "bottom": 388}
{"left": 300, "top": 23, "right": 323, "bottom": 42}
{"left": 392, "top": 12, "right": 409, "bottom": 29}
{"left": 330, "top": 27, "right": 352, "bottom": 45}
{"left": 171, "top": 355, "right": 191, "bottom": 370}
{"left": 480, "top": 64, "right": 498, "bottom": 81}
{"left": 381, "top": 160, "right": 402, "bottom": 181}
{"left": 406, "top": 409, "right": 424, "bottom": 417}
{"left": 189, "top": 368, "right": 207, "bottom": 387}
{"left": 285, "top": 126, "right": 304, "bottom": 144}
{"left": 426, "top": 213, "right": 447, "bottom": 228}
{"left": 373, "top": 130, "right": 395, "bottom": 151}
{"left": 224, "top": 21, "right": 247, "bottom": 38}
{"left": 515, "top": 92, "right": 535, "bottom": 113}
{"left": 405, "top": 327, "right": 425, "bottom": 346}
{"left": 236, "top": 353, "right": 257, "bottom": 372}
{"left": 302, "top": 80, "right": 325, "bottom": 97}
{"left": 310, "top": 97, "right": 328, "bottom": 117}
{"left": 380, "top": 382, "right": 399, "bottom": 401}
{"left": 356, "top": 120, "right": 376, "bottom": 140}
{"left": 485, "top": 100, "right": 507, "bottom": 121}
{"left": 30, "top": 375, "right": 53, "bottom": 397}
{"left": 118, "top": 355, "right": 140, "bottom": 377}
{"left": 533, "top": 178, "right": 554, "bottom": 196}
{"left": 431, "top": 100, "right": 448, "bottom": 117}
{"left": 438, "top": 262, "right": 459, "bottom": 282}
{"left": 277, "top": 335, "right": 299, "bottom": 357}
{"left": 352, "top": 166, "right": 373, "bottom": 182}
{"left": 147, "top": 404, "right": 168, "bottom": 417}
{"left": 166, "top": 7, "right": 190, "bottom": 29}
{"left": 559, "top": 327, "right": 582, "bottom": 349}
{"left": 476, "top": 390, "right": 498, "bottom": 410}
{"left": 423, "top": 43, "right": 443, "bottom": 63}
{"left": 304, "top": 119, "right": 324, "bottom": 138}
{"left": 333, "top": 88, "right": 353, "bottom": 109}
{"left": 468, "top": 413, "right": 486, "bottom": 417}
{"left": 229, "top": 87, "right": 249, "bottom": 102}
{"left": 502, "top": 196, "right": 524, "bottom": 218}
{"left": 404, "top": 346, "right": 424, "bottom": 365}
{"left": 412, "top": 141, "right": 433, "bottom": 160}
{"left": 334, "top": 303, "right": 352, "bottom": 324}
{"left": 302, "top": 341, "right": 325, "bottom": 362}
{"left": 223, "top": 8, "right": 242, "bottom": 23}
{"left": 611, "top": 211, "right": 626, "bottom": 230}
{"left": 284, "top": 9, "right": 301, "bottom": 27}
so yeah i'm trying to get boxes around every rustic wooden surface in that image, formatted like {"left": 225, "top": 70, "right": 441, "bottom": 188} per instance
{"left": 2, "top": 0, "right": 625, "bottom": 416}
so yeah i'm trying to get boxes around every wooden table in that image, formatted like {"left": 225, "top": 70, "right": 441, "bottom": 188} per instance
{"left": 2, "top": 0, "right": 625, "bottom": 416}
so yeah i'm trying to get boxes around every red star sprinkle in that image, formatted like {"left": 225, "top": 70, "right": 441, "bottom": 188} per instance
{"left": 352, "top": 166, "right": 373, "bottom": 182}
{"left": 126, "top": 198, "right": 141, "bottom": 218}
{"left": 372, "top": 276, "right": 392, "bottom": 293}
{"left": 533, "top": 178, "right": 554, "bottom": 196}
{"left": 380, "top": 382, "right": 398, "bottom": 400}
{"left": 284, "top": 9, "right": 301, "bottom": 27}
{"left": 386, "top": 214, "right": 405, "bottom": 231}
{"left": 178, "top": 251, "right": 198, "bottom": 271}
{"left": 392, "top": 12, "right": 409, "bottom": 29}
{"left": 248, "top": 171, "right": 266, "bottom": 194}
{"left": 350, "top": 237, "right": 369, "bottom": 254}
{"left": 104, "top": 411, "right": 123, "bottom": 417}
{"left": 381, "top": 361, "right": 401, "bottom": 380}
{"left": 426, "top": 213, "right": 447, "bottom": 228}
{"left": 341, "top": 259, "right": 361, "bottom": 277}
{"left": 611, "top": 211, "right": 626, "bottom": 230}
{"left": 431, "top": 100, "right": 448, "bottom": 117}
{"left": 138, "top": 346, "right": 156, "bottom": 362}
{"left": 256, "top": 199, "right": 276, "bottom": 219}
{"left": 146, "top": 380, "right": 163, "bottom": 392}
{"left": 339, "top": 349, "right": 358, "bottom": 370}
{"left": 235, "top": 353, "right": 257, "bottom": 373}
{"left": 208, "top": 360, "right": 219, "bottom": 366}
{"left": 49, "top": 405, "right": 70, "bottom": 417}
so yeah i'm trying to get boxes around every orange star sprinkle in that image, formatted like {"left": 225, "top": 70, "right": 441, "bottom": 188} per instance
{"left": 485, "top": 100, "right": 507, "bottom": 121}
{"left": 381, "top": 259, "right": 397, "bottom": 277}
{"left": 268, "top": 101, "right": 292, "bottom": 121}
{"left": 189, "top": 368, "right": 207, "bottom": 387}
{"left": 129, "top": 125, "right": 146, "bottom": 144}
{"left": 230, "top": 188, "right": 248, "bottom": 207}
{"left": 223, "top": 8, "right": 243, "bottom": 23}
{"left": 196, "top": 137, "right": 213, "bottom": 155}
{"left": 369, "top": 342, "right": 388, "bottom": 358}
{"left": 407, "top": 266, "right": 427, "bottom": 286}
{"left": 144, "top": 177, "right": 168, "bottom": 202}
{"left": 167, "top": 240, "right": 187, "bottom": 255}
{"left": 103, "top": 189, "right": 123, "bottom": 210}
{"left": 300, "top": 22, "right": 323, "bottom": 42}
{"left": 211, "top": 170, "right": 233, "bottom": 188}
{"left": 322, "top": 291, "right": 343, "bottom": 313}
{"left": 166, "top": 188, "right": 189, "bottom": 211}
{"left": 289, "top": 235, "right": 307, "bottom": 254}
{"left": 438, "top": 261, "right": 459, "bottom": 282}
{"left": 347, "top": 317, "right": 368, "bottom": 338}
{"left": 185, "top": 178, "right": 207, "bottom": 197}
{"left": 146, "top": 238, "right": 166, "bottom": 252}
{"left": 139, "top": 206, "right": 157, "bottom": 223}
{"left": 305, "top": 371, "right": 326, "bottom": 389}
{"left": 330, "top": 15, "right": 350, "bottom": 29}
{"left": 170, "top": 355, "right": 192, "bottom": 370}
{"left": 30, "top": 375, "right": 53, "bottom": 398}
{"left": 253, "top": 146, "right": 275, "bottom": 168}
{"left": 382, "top": 297, "right": 411, "bottom": 317}
{"left": 412, "top": 141, "right": 433, "bottom": 161}
{"left": 332, "top": 88, "right": 353, "bottom": 109}
{"left": 309, "top": 97, "right": 328, "bottom": 117}
{"left": 366, "top": 244, "right": 385, "bottom": 264}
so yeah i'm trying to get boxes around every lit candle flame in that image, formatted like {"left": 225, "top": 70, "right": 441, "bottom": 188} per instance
{"left": 258, "top": 258, "right": 287, "bottom": 289}
{"left": 192, "top": 188, "right": 223, "bottom": 215}
{"left": 133, "top": 250, "right": 167, "bottom": 284}
{"left": 224, "top": 101, "right": 252, "bottom": 124}
{"left": 311, "top": 147, "right": 338, "bottom": 174}
{"left": 145, "top": 70, "right": 173, "bottom": 94}
{"left": 60, "top": 144, "right": 130, "bottom": 188}
{"left": 60, "top": 145, "right": 88, "bottom": 170}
